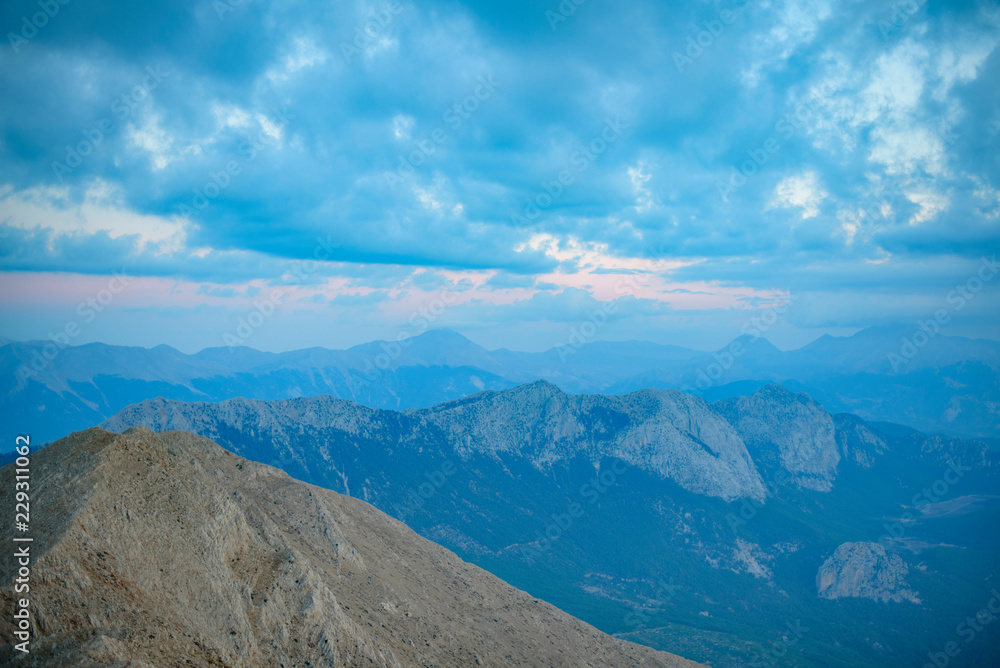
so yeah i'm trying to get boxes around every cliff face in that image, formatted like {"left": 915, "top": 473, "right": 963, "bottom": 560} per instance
{"left": 0, "top": 427, "right": 703, "bottom": 668}
{"left": 419, "top": 381, "right": 767, "bottom": 501}
{"left": 816, "top": 542, "right": 919, "bottom": 604}
{"left": 713, "top": 385, "right": 841, "bottom": 491}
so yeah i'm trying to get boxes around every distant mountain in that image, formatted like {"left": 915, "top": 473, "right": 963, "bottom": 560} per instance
{"left": 0, "top": 426, "right": 701, "bottom": 667}
{"left": 1, "top": 334, "right": 515, "bottom": 449}
{"left": 788, "top": 325, "right": 1000, "bottom": 376}
{"left": 101, "top": 383, "right": 1000, "bottom": 667}
{"left": 3, "top": 325, "right": 999, "bottom": 451}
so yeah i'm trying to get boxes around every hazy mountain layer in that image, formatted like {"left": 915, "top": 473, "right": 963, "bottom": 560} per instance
{"left": 4, "top": 325, "right": 999, "bottom": 451}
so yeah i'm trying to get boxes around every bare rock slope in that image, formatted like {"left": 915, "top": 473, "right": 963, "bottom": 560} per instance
{"left": 816, "top": 542, "right": 919, "bottom": 604}
{"left": 0, "top": 426, "right": 703, "bottom": 667}
{"left": 713, "top": 385, "right": 840, "bottom": 492}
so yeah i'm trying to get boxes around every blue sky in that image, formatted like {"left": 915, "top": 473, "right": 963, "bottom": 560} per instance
{"left": 0, "top": 0, "right": 998, "bottom": 352}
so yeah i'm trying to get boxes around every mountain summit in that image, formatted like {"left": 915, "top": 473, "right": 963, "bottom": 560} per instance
{"left": 0, "top": 427, "right": 702, "bottom": 667}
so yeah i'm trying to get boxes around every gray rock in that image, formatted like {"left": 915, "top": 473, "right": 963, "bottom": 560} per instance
{"left": 714, "top": 385, "right": 840, "bottom": 491}
{"left": 816, "top": 542, "right": 919, "bottom": 603}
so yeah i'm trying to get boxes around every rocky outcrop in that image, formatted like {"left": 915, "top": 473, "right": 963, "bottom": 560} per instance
{"left": 0, "top": 427, "right": 703, "bottom": 667}
{"left": 713, "top": 385, "right": 840, "bottom": 491}
{"left": 419, "top": 381, "right": 766, "bottom": 501}
{"left": 816, "top": 542, "right": 919, "bottom": 603}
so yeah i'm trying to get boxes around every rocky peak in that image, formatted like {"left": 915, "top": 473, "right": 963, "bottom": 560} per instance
{"left": 416, "top": 384, "right": 766, "bottom": 501}
{"left": 712, "top": 384, "right": 840, "bottom": 491}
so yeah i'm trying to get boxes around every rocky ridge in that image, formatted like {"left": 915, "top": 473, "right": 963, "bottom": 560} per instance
{"left": 0, "top": 426, "right": 703, "bottom": 667}
{"left": 103, "top": 382, "right": 789, "bottom": 502}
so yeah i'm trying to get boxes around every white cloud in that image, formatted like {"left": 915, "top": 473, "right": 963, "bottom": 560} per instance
{"left": 971, "top": 177, "right": 1000, "bottom": 219}
{"left": 934, "top": 38, "right": 997, "bottom": 101}
{"left": 407, "top": 175, "right": 468, "bottom": 218}
{"left": 0, "top": 181, "right": 188, "bottom": 254}
{"left": 266, "top": 37, "right": 329, "bottom": 84}
{"left": 867, "top": 123, "right": 948, "bottom": 177}
{"left": 904, "top": 189, "right": 950, "bottom": 225}
{"left": 627, "top": 162, "right": 654, "bottom": 213}
{"left": 741, "top": 0, "right": 834, "bottom": 86}
{"left": 126, "top": 113, "right": 175, "bottom": 170}
{"left": 857, "top": 42, "right": 928, "bottom": 125}
{"left": 835, "top": 208, "right": 861, "bottom": 245}
{"left": 802, "top": 33, "right": 998, "bottom": 181}
{"left": 768, "top": 171, "right": 828, "bottom": 220}
{"left": 414, "top": 186, "right": 443, "bottom": 212}
{"left": 392, "top": 114, "right": 415, "bottom": 139}
{"left": 212, "top": 104, "right": 254, "bottom": 130}
{"left": 257, "top": 112, "right": 285, "bottom": 143}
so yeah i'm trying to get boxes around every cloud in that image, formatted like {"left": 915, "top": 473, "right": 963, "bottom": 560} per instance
{"left": 627, "top": 161, "right": 654, "bottom": 213}
{"left": 768, "top": 171, "right": 828, "bottom": 220}
{"left": 0, "top": 181, "right": 188, "bottom": 253}
{"left": 0, "top": 0, "right": 998, "bottom": 348}
{"left": 741, "top": 0, "right": 834, "bottom": 87}
{"left": 903, "top": 189, "right": 950, "bottom": 226}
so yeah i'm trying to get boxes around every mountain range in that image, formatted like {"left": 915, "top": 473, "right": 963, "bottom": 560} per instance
{"left": 4, "top": 325, "right": 999, "bottom": 453}
{"left": 101, "top": 382, "right": 1000, "bottom": 667}
{"left": 0, "top": 426, "right": 701, "bottom": 667}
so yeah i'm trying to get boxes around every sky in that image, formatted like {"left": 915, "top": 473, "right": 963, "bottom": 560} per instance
{"left": 0, "top": 0, "right": 998, "bottom": 353}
